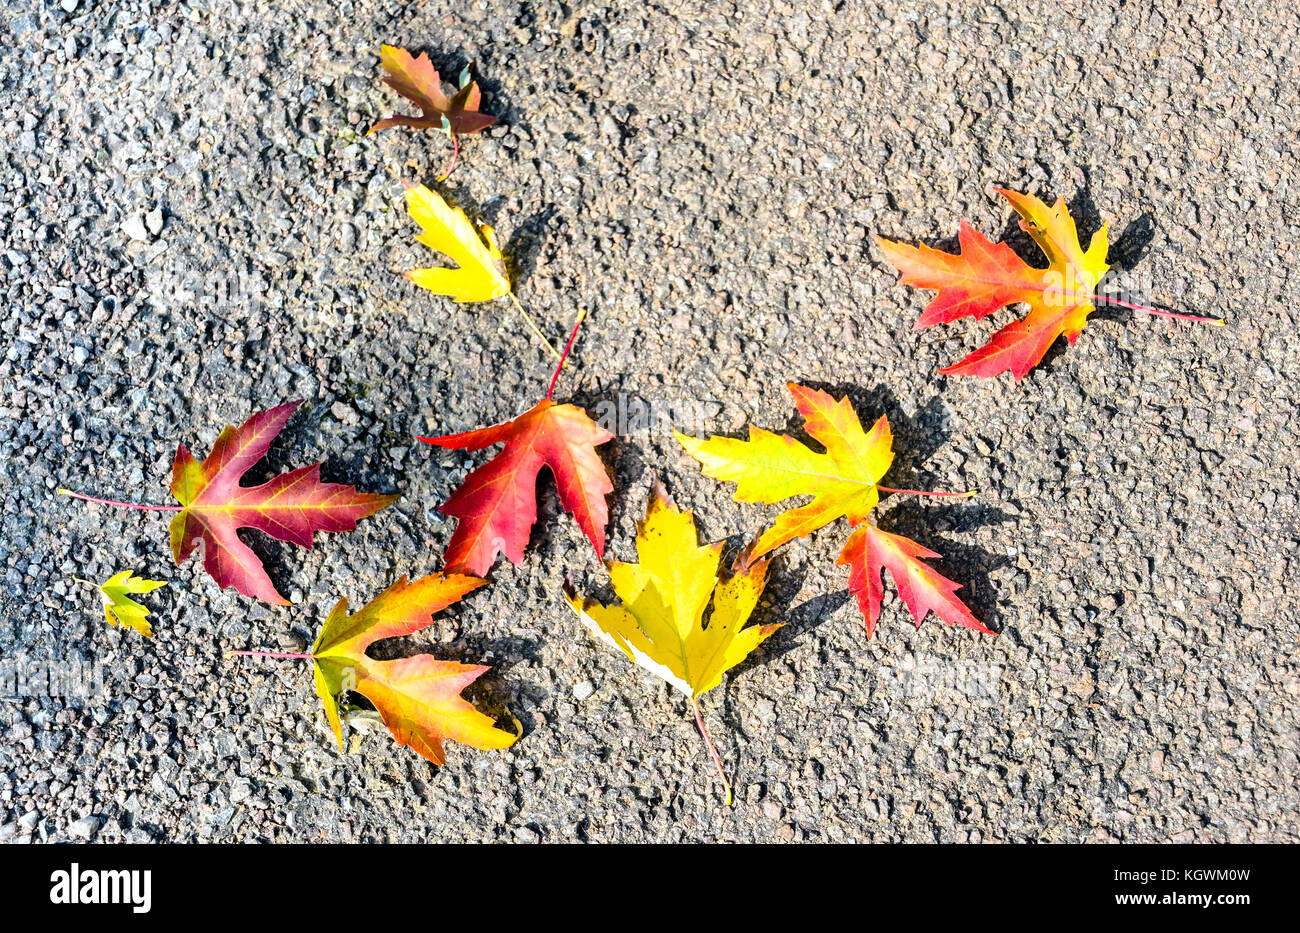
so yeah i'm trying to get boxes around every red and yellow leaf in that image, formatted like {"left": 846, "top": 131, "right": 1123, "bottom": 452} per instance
{"left": 839, "top": 525, "right": 989, "bottom": 638}
{"left": 877, "top": 188, "right": 1110, "bottom": 380}
{"left": 420, "top": 399, "right": 614, "bottom": 576}
{"left": 310, "top": 573, "right": 518, "bottom": 765}
{"left": 677, "top": 383, "right": 988, "bottom": 637}
{"left": 169, "top": 401, "right": 398, "bottom": 605}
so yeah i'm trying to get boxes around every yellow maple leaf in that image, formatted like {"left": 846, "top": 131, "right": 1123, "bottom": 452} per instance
{"left": 402, "top": 182, "right": 561, "bottom": 358}
{"left": 403, "top": 182, "right": 510, "bottom": 302}
{"left": 81, "top": 570, "right": 166, "bottom": 637}
{"left": 676, "top": 383, "right": 895, "bottom": 559}
{"left": 566, "top": 486, "right": 781, "bottom": 803}
{"left": 676, "top": 382, "right": 991, "bottom": 639}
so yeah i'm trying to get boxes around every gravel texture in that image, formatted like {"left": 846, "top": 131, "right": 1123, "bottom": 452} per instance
{"left": 1, "top": 0, "right": 1297, "bottom": 843}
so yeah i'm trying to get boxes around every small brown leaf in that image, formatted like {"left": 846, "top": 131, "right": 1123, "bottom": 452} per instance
{"left": 369, "top": 44, "right": 496, "bottom": 138}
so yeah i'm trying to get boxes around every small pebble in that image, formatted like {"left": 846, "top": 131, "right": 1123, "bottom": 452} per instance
{"left": 121, "top": 214, "right": 150, "bottom": 242}
{"left": 68, "top": 816, "right": 100, "bottom": 839}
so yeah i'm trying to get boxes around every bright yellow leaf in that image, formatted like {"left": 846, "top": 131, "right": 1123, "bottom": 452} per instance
{"left": 675, "top": 382, "right": 894, "bottom": 557}
{"left": 403, "top": 182, "right": 510, "bottom": 303}
{"left": 566, "top": 486, "right": 780, "bottom": 803}
{"left": 89, "top": 570, "right": 166, "bottom": 638}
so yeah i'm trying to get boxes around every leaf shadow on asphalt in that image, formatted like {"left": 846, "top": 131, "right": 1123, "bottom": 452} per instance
{"left": 569, "top": 406, "right": 671, "bottom": 568}
{"left": 737, "top": 562, "right": 846, "bottom": 676}
{"left": 504, "top": 205, "right": 559, "bottom": 294}
{"left": 1086, "top": 209, "right": 1166, "bottom": 324}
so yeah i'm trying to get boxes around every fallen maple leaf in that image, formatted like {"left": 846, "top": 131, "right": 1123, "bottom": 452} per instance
{"left": 676, "top": 382, "right": 991, "bottom": 638}
{"left": 565, "top": 485, "right": 780, "bottom": 803}
{"left": 402, "top": 182, "right": 560, "bottom": 359}
{"left": 60, "top": 401, "right": 398, "bottom": 606}
{"left": 877, "top": 188, "right": 1222, "bottom": 380}
{"left": 231, "top": 573, "right": 518, "bottom": 765}
{"left": 369, "top": 44, "right": 496, "bottom": 179}
{"left": 419, "top": 310, "right": 613, "bottom": 576}
{"left": 839, "top": 526, "right": 986, "bottom": 638}
{"left": 404, "top": 182, "right": 509, "bottom": 303}
{"left": 78, "top": 570, "right": 166, "bottom": 637}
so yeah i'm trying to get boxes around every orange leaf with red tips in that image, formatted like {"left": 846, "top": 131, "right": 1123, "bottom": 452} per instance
{"left": 419, "top": 399, "right": 614, "bottom": 576}
{"left": 368, "top": 44, "right": 496, "bottom": 138}
{"left": 877, "top": 188, "right": 1111, "bottom": 380}
{"left": 168, "top": 401, "right": 398, "bottom": 605}
{"left": 677, "top": 383, "right": 989, "bottom": 638}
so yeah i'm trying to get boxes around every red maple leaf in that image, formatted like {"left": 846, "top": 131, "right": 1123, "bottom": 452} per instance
{"left": 169, "top": 401, "right": 397, "bottom": 604}
{"left": 839, "top": 525, "right": 990, "bottom": 638}
{"left": 418, "top": 312, "right": 613, "bottom": 576}
{"left": 61, "top": 402, "right": 398, "bottom": 605}
{"left": 420, "top": 400, "right": 614, "bottom": 576}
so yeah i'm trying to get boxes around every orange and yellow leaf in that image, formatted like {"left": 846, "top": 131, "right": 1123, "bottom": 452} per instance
{"left": 677, "top": 383, "right": 989, "bottom": 637}
{"left": 877, "top": 188, "right": 1110, "bottom": 380}
{"left": 311, "top": 574, "right": 517, "bottom": 766}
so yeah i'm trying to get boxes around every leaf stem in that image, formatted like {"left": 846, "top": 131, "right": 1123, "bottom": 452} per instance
{"left": 1077, "top": 293, "right": 1224, "bottom": 325}
{"left": 691, "top": 696, "right": 733, "bottom": 806}
{"left": 506, "top": 292, "right": 562, "bottom": 360}
{"left": 227, "top": 649, "right": 316, "bottom": 661}
{"left": 438, "top": 133, "right": 460, "bottom": 182}
{"left": 877, "top": 486, "right": 977, "bottom": 498}
{"left": 57, "top": 488, "right": 183, "bottom": 512}
{"left": 547, "top": 307, "right": 588, "bottom": 401}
